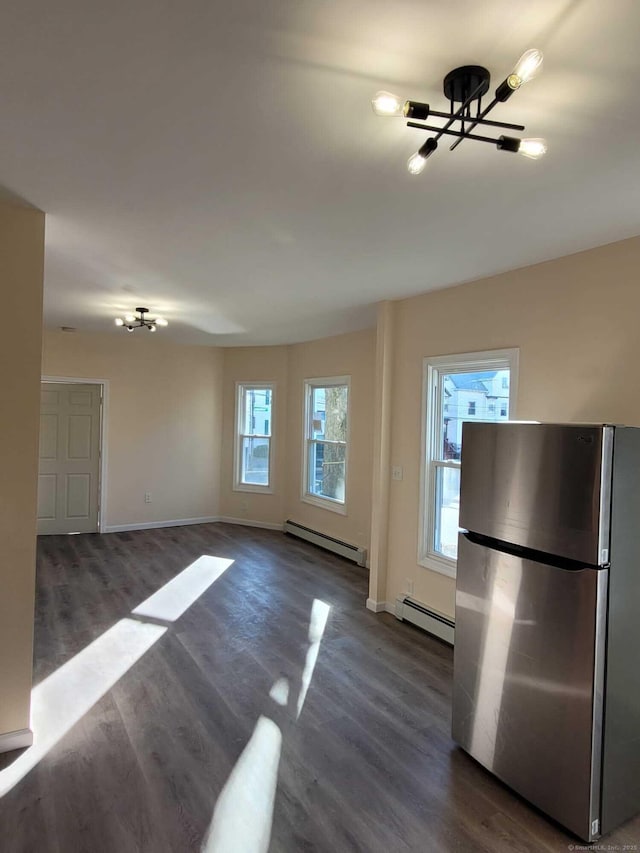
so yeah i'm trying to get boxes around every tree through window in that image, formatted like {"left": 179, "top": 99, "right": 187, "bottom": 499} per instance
{"left": 303, "top": 377, "right": 349, "bottom": 511}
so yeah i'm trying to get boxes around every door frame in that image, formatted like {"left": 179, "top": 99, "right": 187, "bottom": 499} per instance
{"left": 40, "top": 375, "right": 110, "bottom": 533}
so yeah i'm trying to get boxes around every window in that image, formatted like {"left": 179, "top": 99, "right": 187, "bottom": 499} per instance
{"left": 234, "top": 383, "right": 274, "bottom": 492}
{"left": 419, "top": 349, "right": 518, "bottom": 577}
{"left": 303, "top": 376, "right": 349, "bottom": 512}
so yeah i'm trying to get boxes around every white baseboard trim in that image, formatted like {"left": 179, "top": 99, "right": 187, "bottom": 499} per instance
{"left": 104, "top": 516, "right": 219, "bottom": 533}
{"left": 0, "top": 728, "right": 33, "bottom": 754}
{"left": 217, "top": 517, "right": 284, "bottom": 531}
{"left": 385, "top": 602, "right": 396, "bottom": 615}
{"left": 366, "top": 598, "right": 387, "bottom": 613}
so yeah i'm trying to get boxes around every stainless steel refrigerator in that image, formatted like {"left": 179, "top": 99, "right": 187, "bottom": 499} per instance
{"left": 452, "top": 422, "right": 640, "bottom": 842}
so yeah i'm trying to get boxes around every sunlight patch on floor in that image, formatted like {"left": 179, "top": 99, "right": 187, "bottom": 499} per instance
{"left": 201, "top": 597, "right": 331, "bottom": 853}
{"left": 0, "top": 618, "right": 165, "bottom": 797}
{"left": 0, "top": 553, "right": 234, "bottom": 798}
{"left": 297, "top": 598, "right": 330, "bottom": 719}
{"left": 268, "top": 677, "right": 290, "bottom": 707}
{"left": 202, "top": 715, "right": 283, "bottom": 853}
{"left": 132, "top": 555, "right": 234, "bottom": 623}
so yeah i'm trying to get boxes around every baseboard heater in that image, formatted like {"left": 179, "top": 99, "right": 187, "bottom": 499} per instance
{"left": 283, "top": 520, "right": 367, "bottom": 567}
{"left": 395, "top": 596, "right": 455, "bottom": 645}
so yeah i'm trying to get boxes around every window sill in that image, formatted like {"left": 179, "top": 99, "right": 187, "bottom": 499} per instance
{"left": 418, "top": 554, "right": 457, "bottom": 579}
{"left": 301, "top": 493, "right": 347, "bottom": 515}
{"left": 233, "top": 484, "right": 274, "bottom": 495}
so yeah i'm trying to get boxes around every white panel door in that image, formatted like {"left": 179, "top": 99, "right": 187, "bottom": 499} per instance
{"left": 37, "top": 383, "right": 101, "bottom": 534}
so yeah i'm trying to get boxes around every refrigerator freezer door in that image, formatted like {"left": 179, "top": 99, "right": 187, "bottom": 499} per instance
{"left": 459, "top": 422, "right": 613, "bottom": 565}
{"left": 452, "top": 534, "right": 607, "bottom": 842}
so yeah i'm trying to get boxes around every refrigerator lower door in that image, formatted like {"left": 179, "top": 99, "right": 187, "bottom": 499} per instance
{"left": 452, "top": 534, "right": 608, "bottom": 842}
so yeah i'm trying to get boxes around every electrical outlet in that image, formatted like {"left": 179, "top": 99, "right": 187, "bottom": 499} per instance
{"left": 144, "top": 492, "right": 152, "bottom": 503}
{"left": 392, "top": 466, "right": 403, "bottom": 481}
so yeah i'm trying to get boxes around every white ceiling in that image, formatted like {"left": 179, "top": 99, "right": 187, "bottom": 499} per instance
{"left": 2, "top": 0, "right": 639, "bottom": 345}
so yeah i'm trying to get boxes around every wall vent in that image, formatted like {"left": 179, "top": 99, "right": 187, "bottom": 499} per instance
{"left": 284, "top": 519, "right": 367, "bottom": 566}
{"left": 395, "top": 596, "right": 455, "bottom": 645}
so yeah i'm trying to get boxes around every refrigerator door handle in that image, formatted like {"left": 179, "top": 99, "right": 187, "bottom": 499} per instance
{"left": 589, "top": 568, "right": 609, "bottom": 840}
{"left": 597, "top": 426, "right": 614, "bottom": 565}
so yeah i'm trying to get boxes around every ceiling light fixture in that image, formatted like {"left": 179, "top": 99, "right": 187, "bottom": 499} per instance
{"left": 114, "top": 307, "right": 168, "bottom": 333}
{"left": 372, "top": 49, "right": 546, "bottom": 174}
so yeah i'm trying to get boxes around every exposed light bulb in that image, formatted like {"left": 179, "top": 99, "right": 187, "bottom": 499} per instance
{"left": 407, "top": 152, "right": 427, "bottom": 175}
{"left": 407, "top": 137, "right": 438, "bottom": 175}
{"left": 114, "top": 317, "right": 124, "bottom": 326}
{"left": 155, "top": 317, "right": 168, "bottom": 327}
{"left": 518, "top": 137, "right": 547, "bottom": 159}
{"left": 126, "top": 326, "right": 134, "bottom": 332}
{"left": 371, "top": 91, "right": 407, "bottom": 117}
{"left": 148, "top": 324, "right": 156, "bottom": 332}
{"left": 508, "top": 49, "right": 543, "bottom": 89}
{"left": 124, "top": 314, "right": 136, "bottom": 324}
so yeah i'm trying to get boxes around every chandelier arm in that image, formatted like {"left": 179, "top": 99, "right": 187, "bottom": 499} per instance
{"left": 448, "top": 95, "right": 501, "bottom": 151}
{"left": 406, "top": 122, "right": 499, "bottom": 145}
{"left": 431, "top": 79, "right": 488, "bottom": 144}
{"left": 471, "top": 115, "right": 523, "bottom": 131}
{"left": 425, "top": 110, "right": 524, "bottom": 131}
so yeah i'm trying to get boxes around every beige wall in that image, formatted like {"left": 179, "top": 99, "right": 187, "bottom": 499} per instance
{"left": 369, "top": 302, "right": 395, "bottom": 607}
{"left": 384, "top": 234, "right": 640, "bottom": 619}
{"left": 218, "top": 329, "right": 376, "bottom": 552}
{"left": 285, "top": 329, "right": 375, "bottom": 551}
{"left": 220, "top": 346, "right": 289, "bottom": 525}
{"left": 42, "top": 331, "right": 223, "bottom": 528}
{"left": 0, "top": 202, "right": 44, "bottom": 737}
{"left": 42, "top": 326, "right": 375, "bottom": 548}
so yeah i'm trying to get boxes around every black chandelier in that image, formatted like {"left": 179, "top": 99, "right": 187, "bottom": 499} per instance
{"left": 114, "top": 307, "right": 168, "bottom": 333}
{"left": 372, "top": 49, "right": 546, "bottom": 175}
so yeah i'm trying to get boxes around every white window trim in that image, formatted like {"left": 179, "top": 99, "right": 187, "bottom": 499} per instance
{"left": 418, "top": 348, "right": 519, "bottom": 578}
{"left": 301, "top": 375, "right": 350, "bottom": 515}
{"left": 233, "top": 381, "right": 275, "bottom": 494}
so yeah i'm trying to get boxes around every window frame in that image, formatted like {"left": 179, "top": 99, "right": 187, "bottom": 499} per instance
{"left": 233, "top": 381, "right": 275, "bottom": 494}
{"left": 418, "top": 348, "right": 519, "bottom": 578}
{"left": 301, "top": 375, "right": 350, "bottom": 515}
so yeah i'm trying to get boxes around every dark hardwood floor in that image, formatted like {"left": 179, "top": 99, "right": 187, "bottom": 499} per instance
{"left": 0, "top": 523, "right": 638, "bottom": 852}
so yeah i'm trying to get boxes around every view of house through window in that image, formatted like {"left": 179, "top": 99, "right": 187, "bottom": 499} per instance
{"left": 236, "top": 384, "right": 273, "bottom": 489}
{"left": 421, "top": 350, "right": 518, "bottom": 575}
{"left": 304, "top": 378, "right": 349, "bottom": 508}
